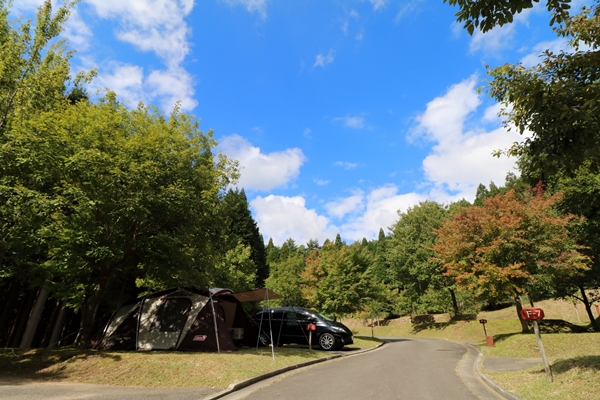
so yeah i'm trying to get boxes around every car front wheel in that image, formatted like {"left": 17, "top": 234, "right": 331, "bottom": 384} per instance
{"left": 319, "top": 333, "right": 336, "bottom": 351}
{"left": 258, "top": 332, "right": 270, "bottom": 346}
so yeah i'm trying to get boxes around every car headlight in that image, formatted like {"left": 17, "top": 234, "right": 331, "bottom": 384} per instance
{"left": 331, "top": 326, "right": 347, "bottom": 333}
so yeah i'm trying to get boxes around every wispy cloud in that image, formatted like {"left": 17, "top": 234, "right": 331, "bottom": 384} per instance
{"left": 369, "top": 0, "right": 388, "bottom": 11}
{"left": 221, "top": 0, "right": 268, "bottom": 19}
{"left": 81, "top": 0, "right": 197, "bottom": 112}
{"left": 334, "top": 161, "right": 358, "bottom": 170}
{"left": 334, "top": 116, "right": 365, "bottom": 129}
{"left": 314, "top": 49, "right": 335, "bottom": 68}
{"left": 314, "top": 178, "right": 330, "bottom": 186}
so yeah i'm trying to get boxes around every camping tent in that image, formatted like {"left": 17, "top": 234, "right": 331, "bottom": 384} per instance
{"left": 95, "top": 287, "right": 259, "bottom": 352}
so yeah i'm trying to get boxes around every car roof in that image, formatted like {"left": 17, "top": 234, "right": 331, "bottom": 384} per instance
{"left": 255, "top": 306, "right": 312, "bottom": 313}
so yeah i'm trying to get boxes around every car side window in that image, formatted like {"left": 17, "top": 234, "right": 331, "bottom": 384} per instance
{"left": 286, "top": 309, "right": 297, "bottom": 326}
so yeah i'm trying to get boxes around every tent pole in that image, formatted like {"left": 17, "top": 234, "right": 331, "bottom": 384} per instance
{"left": 209, "top": 293, "right": 221, "bottom": 353}
{"left": 266, "top": 288, "right": 274, "bottom": 361}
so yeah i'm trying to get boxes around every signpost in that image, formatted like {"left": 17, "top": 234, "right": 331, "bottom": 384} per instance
{"left": 479, "top": 319, "right": 494, "bottom": 346}
{"left": 369, "top": 323, "right": 375, "bottom": 338}
{"left": 521, "top": 307, "right": 552, "bottom": 382}
{"left": 306, "top": 323, "right": 316, "bottom": 350}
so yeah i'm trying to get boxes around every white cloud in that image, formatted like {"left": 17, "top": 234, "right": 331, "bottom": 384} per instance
{"left": 92, "top": 62, "right": 146, "bottom": 105}
{"left": 325, "top": 193, "right": 365, "bottom": 219}
{"left": 218, "top": 134, "right": 306, "bottom": 191}
{"left": 84, "top": 0, "right": 193, "bottom": 67}
{"left": 314, "top": 178, "right": 329, "bottom": 186}
{"left": 62, "top": 7, "right": 93, "bottom": 50}
{"left": 92, "top": 62, "right": 196, "bottom": 112}
{"left": 221, "top": 0, "right": 268, "bottom": 19}
{"left": 334, "top": 116, "right": 365, "bottom": 129}
{"left": 411, "top": 76, "right": 481, "bottom": 143}
{"left": 339, "top": 186, "right": 427, "bottom": 241}
{"left": 334, "top": 161, "right": 358, "bottom": 170}
{"left": 412, "top": 75, "right": 523, "bottom": 196}
{"left": 314, "top": 50, "right": 335, "bottom": 68}
{"left": 79, "top": 0, "right": 197, "bottom": 112}
{"left": 251, "top": 195, "right": 338, "bottom": 245}
{"left": 146, "top": 67, "right": 197, "bottom": 111}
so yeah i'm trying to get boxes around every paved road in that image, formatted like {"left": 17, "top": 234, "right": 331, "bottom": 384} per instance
{"left": 220, "top": 338, "right": 504, "bottom": 400}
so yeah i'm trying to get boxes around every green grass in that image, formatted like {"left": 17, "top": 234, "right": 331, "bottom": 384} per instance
{"left": 351, "top": 319, "right": 522, "bottom": 342}
{"left": 482, "top": 333, "right": 600, "bottom": 400}
{"left": 0, "top": 337, "right": 381, "bottom": 389}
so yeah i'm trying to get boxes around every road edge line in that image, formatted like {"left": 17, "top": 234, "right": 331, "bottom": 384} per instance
{"left": 202, "top": 341, "right": 384, "bottom": 400}
{"left": 468, "top": 343, "right": 525, "bottom": 400}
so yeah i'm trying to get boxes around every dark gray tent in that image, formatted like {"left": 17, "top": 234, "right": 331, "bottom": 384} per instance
{"left": 95, "top": 288, "right": 262, "bottom": 352}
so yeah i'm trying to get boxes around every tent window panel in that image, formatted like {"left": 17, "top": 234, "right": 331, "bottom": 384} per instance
{"left": 150, "top": 298, "right": 191, "bottom": 332}
{"left": 286, "top": 310, "right": 297, "bottom": 326}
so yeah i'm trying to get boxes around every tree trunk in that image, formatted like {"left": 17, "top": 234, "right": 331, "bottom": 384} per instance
{"left": 75, "top": 288, "right": 102, "bottom": 348}
{"left": 514, "top": 296, "right": 530, "bottom": 333}
{"left": 19, "top": 284, "right": 50, "bottom": 349}
{"left": 0, "top": 281, "right": 18, "bottom": 345}
{"left": 8, "top": 289, "right": 37, "bottom": 348}
{"left": 48, "top": 301, "right": 67, "bottom": 348}
{"left": 449, "top": 288, "right": 459, "bottom": 316}
{"left": 578, "top": 285, "right": 600, "bottom": 332}
{"left": 40, "top": 299, "right": 61, "bottom": 348}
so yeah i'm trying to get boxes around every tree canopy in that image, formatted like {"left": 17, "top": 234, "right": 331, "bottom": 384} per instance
{"left": 445, "top": 0, "right": 572, "bottom": 34}
{"left": 433, "top": 186, "right": 589, "bottom": 331}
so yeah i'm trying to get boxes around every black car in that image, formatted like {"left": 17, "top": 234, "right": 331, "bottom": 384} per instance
{"left": 250, "top": 307, "right": 353, "bottom": 351}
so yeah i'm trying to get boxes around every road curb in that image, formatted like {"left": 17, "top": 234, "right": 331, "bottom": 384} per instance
{"left": 203, "top": 341, "right": 384, "bottom": 400}
{"left": 468, "top": 343, "right": 525, "bottom": 400}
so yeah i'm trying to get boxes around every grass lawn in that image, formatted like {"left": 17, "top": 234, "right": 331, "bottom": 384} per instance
{"left": 482, "top": 333, "right": 600, "bottom": 400}
{"left": 0, "top": 336, "right": 380, "bottom": 389}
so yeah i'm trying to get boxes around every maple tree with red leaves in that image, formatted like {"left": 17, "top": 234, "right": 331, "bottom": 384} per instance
{"left": 432, "top": 184, "right": 589, "bottom": 332}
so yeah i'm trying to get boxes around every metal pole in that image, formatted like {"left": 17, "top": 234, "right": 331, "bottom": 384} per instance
{"left": 532, "top": 320, "right": 553, "bottom": 382}
{"left": 266, "top": 289, "right": 274, "bottom": 361}
{"left": 209, "top": 293, "right": 220, "bottom": 353}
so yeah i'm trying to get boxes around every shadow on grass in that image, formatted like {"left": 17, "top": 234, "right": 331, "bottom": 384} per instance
{"left": 537, "top": 319, "right": 592, "bottom": 333}
{"left": 551, "top": 356, "right": 600, "bottom": 374}
{"left": 0, "top": 348, "right": 122, "bottom": 381}
{"left": 409, "top": 313, "right": 478, "bottom": 334}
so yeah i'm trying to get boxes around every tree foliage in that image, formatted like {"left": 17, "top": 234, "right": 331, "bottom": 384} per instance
{"left": 489, "top": 3, "right": 600, "bottom": 179}
{"left": 433, "top": 186, "right": 589, "bottom": 331}
{"left": 445, "top": 0, "right": 572, "bottom": 34}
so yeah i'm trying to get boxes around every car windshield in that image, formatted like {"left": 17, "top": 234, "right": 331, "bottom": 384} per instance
{"left": 312, "top": 311, "right": 334, "bottom": 322}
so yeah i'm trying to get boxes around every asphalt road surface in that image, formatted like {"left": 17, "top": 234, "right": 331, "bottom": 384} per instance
{"left": 222, "top": 338, "right": 504, "bottom": 400}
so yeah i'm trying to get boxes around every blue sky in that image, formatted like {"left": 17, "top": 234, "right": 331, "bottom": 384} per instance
{"left": 15, "top": 0, "right": 588, "bottom": 245}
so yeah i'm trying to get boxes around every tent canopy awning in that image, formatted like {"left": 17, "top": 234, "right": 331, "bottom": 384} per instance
{"left": 230, "top": 288, "right": 283, "bottom": 302}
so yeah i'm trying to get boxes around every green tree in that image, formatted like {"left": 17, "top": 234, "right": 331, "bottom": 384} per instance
{"left": 433, "top": 187, "right": 589, "bottom": 332}
{"left": 445, "top": 0, "right": 572, "bottom": 34}
{"left": 301, "top": 242, "right": 385, "bottom": 317}
{"left": 0, "top": 0, "right": 90, "bottom": 136}
{"left": 387, "top": 201, "right": 463, "bottom": 315}
{"left": 488, "top": 3, "right": 600, "bottom": 179}
{"left": 554, "top": 163, "right": 600, "bottom": 330}
{"left": 3, "top": 96, "right": 237, "bottom": 346}
{"left": 220, "top": 189, "right": 267, "bottom": 286}
{"left": 265, "top": 250, "right": 305, "bottom": 305}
